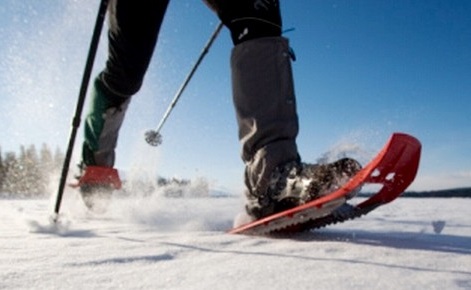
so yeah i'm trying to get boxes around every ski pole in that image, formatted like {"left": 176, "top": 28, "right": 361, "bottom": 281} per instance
{"left": 145, "top": 22, "right": 224, "bottom": 147}
{"left": 53, "top": 0, "right": 109, "bottom": 220}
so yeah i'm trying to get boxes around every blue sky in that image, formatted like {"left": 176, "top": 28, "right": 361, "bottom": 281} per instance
{"left": 0, "top": 1, "right": 470, "bottom": 193}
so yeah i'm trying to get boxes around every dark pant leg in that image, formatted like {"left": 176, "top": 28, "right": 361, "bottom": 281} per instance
{"left": 102, "top": 0, "right": 170, "bottom": 97}
{"left": 214, "top": 1, "right": 300, "bottom": 203}
{"left": 82, "top": 0, "right": 170, "bottom": 167}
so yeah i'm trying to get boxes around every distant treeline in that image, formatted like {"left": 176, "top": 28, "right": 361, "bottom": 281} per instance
{"left": 0, "top": 144, "right": 64, "bottom": 197}
{"left": 358, "top": 187, "right": 471, "bottom": 198}
{"left": 402, "top": 187, "right": 471, "bottom": 198}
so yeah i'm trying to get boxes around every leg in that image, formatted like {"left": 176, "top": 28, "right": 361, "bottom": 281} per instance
{"left": 82, "top": 0, "right": 170, "bottom": 169}
{"left": 211, "top": 1, "right": 299, "bottom": 217}
{"left": 213, "top": 1, "right": 362, "bottom": 219}
{"left": 232, "top": 36, "right": 301, "bottom": 218}
{"left": 77, "top": 0, "right": 169, "bottom": 210}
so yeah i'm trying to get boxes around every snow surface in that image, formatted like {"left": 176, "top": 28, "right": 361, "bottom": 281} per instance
{"left": 1, "top": 193, "right": 470, "bottom": 290}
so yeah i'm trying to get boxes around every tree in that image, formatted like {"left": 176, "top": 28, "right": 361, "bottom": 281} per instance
{"left": 0, "top": 147, "right": 4, "bottom": 192}
{"left": 2, "top": 152, "right": 20, "bottom": 195}
{"left": 10, "top": 145, "right": 42, "bottom": 196}
{"left": 53, "top": 147, "right": 64, "bottom": 171}
{"left": 38, "top": 144, "right": 55, "bottom": 192}
{"left": 40, "top": 143, "right": 54, "bottom": 172}
{"left": 24, "top": 145, "right": 43, "bottom": 195}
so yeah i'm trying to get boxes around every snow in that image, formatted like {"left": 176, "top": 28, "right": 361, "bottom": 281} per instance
{"left": 1, "top": 194, "right": 470, "bottom": 290}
